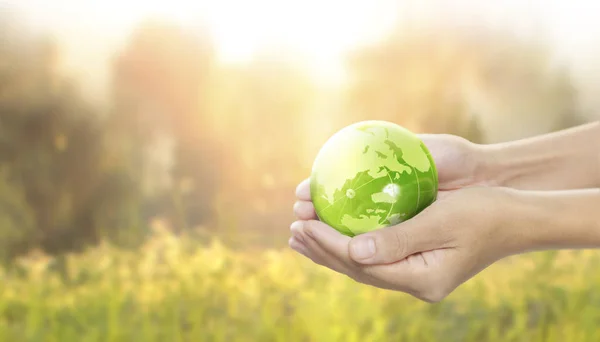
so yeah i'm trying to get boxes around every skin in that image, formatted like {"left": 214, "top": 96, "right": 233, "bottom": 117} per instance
{"left": 290, "top": 121, "right": 600, "bottom": 303}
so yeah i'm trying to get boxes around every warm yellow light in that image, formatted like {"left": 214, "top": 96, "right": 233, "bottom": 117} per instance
{"left": 14, "top": 0, "right": 400, "bottom": 84}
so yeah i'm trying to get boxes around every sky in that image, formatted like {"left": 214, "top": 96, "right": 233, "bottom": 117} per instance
{"left": 6, "top": 0, "right": 600, "bottom": 103}
{"left": 11, "top": 0, "right": 400, "bottom": 86}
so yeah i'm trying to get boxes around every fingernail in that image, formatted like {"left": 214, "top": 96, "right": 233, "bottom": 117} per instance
{"left": 351, "top": 237, "right": 376, "bottom": 260}
{"left": 290, "top": 220, "right": 303, "bottom": 230}
{"left": 290, "top": 221, "right": 305, "bottom": 240}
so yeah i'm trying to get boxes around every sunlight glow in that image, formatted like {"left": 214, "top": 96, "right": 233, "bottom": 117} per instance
{"left": 13, "top": 0, "right": 600, "bottom": 86}
{"left": 14, "top": 0, "right": 400, "bottom": 84}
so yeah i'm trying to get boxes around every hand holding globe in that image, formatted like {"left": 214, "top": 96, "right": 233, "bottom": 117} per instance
{"left": 290, "top": 121, "right": 600, "bottom": 302}
{"left": 293, "top": 123, "right": 487, "bottom": 231}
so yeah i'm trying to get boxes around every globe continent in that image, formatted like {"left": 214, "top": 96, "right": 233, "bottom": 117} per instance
{"left": 310, "top": 120, "right": 438, "bottom": 236}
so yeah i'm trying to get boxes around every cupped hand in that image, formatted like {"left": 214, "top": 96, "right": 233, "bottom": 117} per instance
{"left": 290, "top": 185, "right": 515, "bottom": 302}
{"left": 289, "top": 134, "right": 507, "bottom": 302}
{"left": 417, "top": 134, "right": 489, "bottom": 191}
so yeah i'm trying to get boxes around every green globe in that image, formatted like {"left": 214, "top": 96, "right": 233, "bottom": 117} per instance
{"left": 310, "top": 120, "right": 438, "bottom": 236}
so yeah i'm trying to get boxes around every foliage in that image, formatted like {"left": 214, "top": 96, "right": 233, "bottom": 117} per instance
{"left": 209, "top": 55, "right": 317, "bottom": 240}
{"left": 1, "top": 230, "right": 599, "bottom": 342}
{"left": 345, "top": 27, "right": 578, "bottom": 143}
{"left": 1, "top": 12, "right": 589, "bottom": 257}
{"left": 110, "top": 19, "right": 221, "bottom": 230}
{"left": 0, "top": 17, "right": 226, "bottom": 257}
{"left": 0, "top": 15, "right": 143, "bottom": 259}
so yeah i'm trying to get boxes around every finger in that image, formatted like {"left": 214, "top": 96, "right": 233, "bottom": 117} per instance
{"left": 415, "top": 134, "right": 439, "bottom": 154}
{"left": 295, "top": 178, "right": 311, "bottom": 201}
{"left": 294, "top": 220, "right": 444, "bottom": 299}
{"left": 305, "top": 221, "right": 431, "bottom": 294}
{"left": 361, "top": 248, "right": 456, "bottom": 297}
{"left": 289, "top": 236, "right": 310, "bottom": 257}
{"left": 297, "top": 219, "right": 422, "bottom": 286}
{"left": 348, "top": 212, "right": 451, "bottom": 265}
{"left": 289, "top": 235, "right": 331, "bottom": 267}
{"left": 293, "top": 200, "right": 317, "bottom": 220}
{"left": 436, "top": 190, "right": 452, "bottom": 201}
{"left": 359, "top": 256, "right": 440, "bottom": 299}
{"left": 301, "top": 220, "right": 353, "bottom": 265}
{"left": 290, "top": 220, "right": 351, "bottom": 275}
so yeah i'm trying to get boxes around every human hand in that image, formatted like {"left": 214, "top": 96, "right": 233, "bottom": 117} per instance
{"left": 290, "top": 128, "right": 600, "bottom": 302}
{"left": 419, "top": 123, "right": 600, "bottom": 191}
{"left": 291, "top": 131, "right": 510, "bottom": 303}
{"left": 292, "top": 133, "right": 486, "bottom": 221}
{"left": 416, "top": 134, "right": 489, "bottom": 192}
{"left": 290, "top": 186, "right": 516, "bottom": 302}
{"left": 289, "top": 133, "right": 508, "bottom": 302}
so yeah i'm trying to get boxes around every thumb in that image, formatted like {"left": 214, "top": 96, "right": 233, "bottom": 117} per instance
{"left": 348, "top": 215, "right": 446, "bottom": 265}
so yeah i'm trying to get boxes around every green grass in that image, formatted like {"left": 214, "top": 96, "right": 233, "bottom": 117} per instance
{"left": 1, "top": 228, "right": 600, "bottom": 342}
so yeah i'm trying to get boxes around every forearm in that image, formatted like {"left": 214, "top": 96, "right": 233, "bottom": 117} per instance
{"left": 501, "top": 188, "right": 600, "bottom": 255}
{"left": 480, "top": 121, "right": 600, "bottom": 190}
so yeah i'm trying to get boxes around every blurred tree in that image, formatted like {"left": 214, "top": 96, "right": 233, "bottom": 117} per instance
{"left": 0, "top": 168, "right": 35, "bottom": 261}
{"left": 460, "top": 33, "right": 577, "bottom": 143}
{"left": 345, "top": 26, "right": 577, "bottom": 143}
{"left": 209, "top": 51, "right": 317, "bottom": 245}
{"left": 223, "top": 52, "right": 315, "bottom": 183}
{"left": 345, "top": 28, "right": 483, "bottom": 141}
{"left": 111, "top": 19, "right": 222, "bottom": 232}
{"left": 0, "top": 13, "right": 140, "bottom": 258}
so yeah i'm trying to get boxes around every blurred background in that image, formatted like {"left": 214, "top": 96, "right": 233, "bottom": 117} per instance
{"left": 1, "top": 0, "right": 599, "bottom": 341}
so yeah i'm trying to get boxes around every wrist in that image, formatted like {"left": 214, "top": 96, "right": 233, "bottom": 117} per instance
{"left": 498, "top": 188, "right": 600, "bottom": 254}
{"left": 471, "top": 143, "right": 503, "bottom": 187}
{"left": 487, "top": 187, "right": 533, "bottom": 257}
{"left": 475, "top": 142, "right": 567, "bottom": 190}
{"left": 474, "top": 122, "right": 600, "bottom": 190}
